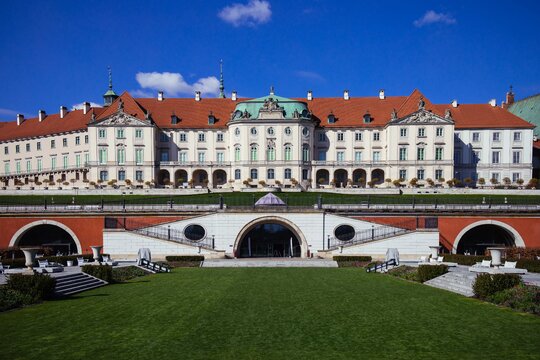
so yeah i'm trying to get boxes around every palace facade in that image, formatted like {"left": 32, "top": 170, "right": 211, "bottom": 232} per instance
{"left": 0, "top": 85, "right": 534, "bottom": 190}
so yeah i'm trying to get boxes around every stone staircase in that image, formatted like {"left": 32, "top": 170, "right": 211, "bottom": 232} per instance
{"left": 54, "top": 272, "right": 108, "bottom": 296}
{"left": 202, "top": 259, "right": 338, "bottom": 268}
{"left": 424, "top": 270, "right": 477, "bottom": 297}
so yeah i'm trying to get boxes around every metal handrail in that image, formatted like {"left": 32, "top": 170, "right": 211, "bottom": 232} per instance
{"left": 327, "top": 220, "right": 415, "bottom": 250}
{"left": 366, "top": 258, "right": 398, "bottom": 273}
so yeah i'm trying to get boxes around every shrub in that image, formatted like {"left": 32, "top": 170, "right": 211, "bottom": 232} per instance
{"left": 333, "top": 256, "right": 372, "bottom": 262}
{"left": 440, "top": 254, "right": 490, "bottom": 266}
{"left": 0, "top": 287, "right": 33, "bottom": 312}
{"left": 505, "top": 247, "right": 540, "bottom": 260}
{"left": 473, "top": 273, "right": 522, "bottom": 299}
{"left": 6, "top": 274, "right": 56, "bottom": 302}
{"left": 515, "top": 259, "right": 540, "bottom": 273}
{"left": 112, "top": 266, "right": 148, "bottom": 283}
{"left": 82, "top": 265, "right": 113, "bottom": 282}
{"left": 417, "top": 265, "right": 448, "bottom": 283}
{"left": 488, "top": 285, "right": 540, "bottom": 315}
{"left": 165, "top": 256, "right": 204, "bottom": 262}
{"left": 388, "top": 266, "right": 419, "bottom": 282}
{"left": 0, "top": 258, "right": 26, "bottom": 268}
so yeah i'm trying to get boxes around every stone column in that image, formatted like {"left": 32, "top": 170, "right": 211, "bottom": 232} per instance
{"left": 90, "top": 245, "right": 103, "bottom": 262}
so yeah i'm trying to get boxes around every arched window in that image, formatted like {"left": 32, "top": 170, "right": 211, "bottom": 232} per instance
{"left": 284, "top": 168, "right": 292, "bottom": 179}
{"left": 235, "top": 146, "right": 241, "bottom": 162}
{"left": 302, "top": 144, "right": 310, "bottom": 162}
{"left": 267, "top": 145, "right": 275, "bottom": 161}
{"left": 284, "top": 144, "right": 292, "bottom": 161}
{"left": 250, "top": 145, "right": 258, "bottom": 161}
{"left": 234, "top": 169, "right": 241, "bottom": 180}
{"left": 267, "top": 169, "right": 275, "bottom": 179}
{"left": 250, "top": 169, "right": 258, "bottom": 179}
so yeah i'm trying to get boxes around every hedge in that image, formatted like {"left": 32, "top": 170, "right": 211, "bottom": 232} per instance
{"left": 6, "top": 274, "right": 56, "bottom": 303}
{"left": 165, "top": 256, "right": 204, "bottom": 262}
{"left": 440, "top": 254, "right": 490, "bottom": 266}
{"left": 417, "top": 264, "right": 448, "bottom": 283}
{"left": 388, "top": 266, "right": 419, "bottom": 282}
{"left": 488, "top": 284, "right": 540, "bottom": 315}
{"left": 112, "top": 266, "right": 148, "bottom": 283}
{"left": 515, "top": 259, "right": 540, "bottom": 273}
{"left": 333, "top": 256, "right": 372, "bottom": 262}
{"left": 473, "top": 273, "right": 522, "bottom": 299}
{"left": 0, "top": 287, "right": 32, "bottom": 312}
{"left": 82, "top": 265, "right": 113, "bottom": 283}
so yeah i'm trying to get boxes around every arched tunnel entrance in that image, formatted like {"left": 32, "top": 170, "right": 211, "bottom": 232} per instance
{"left": 16, "top": 224, "right": 79, "bottom": 255}
{"left": 456, "top": 224, "right": 516, "bottom": 255}
{"left": 237, "top": 223, "right": 301, "bottom": 258}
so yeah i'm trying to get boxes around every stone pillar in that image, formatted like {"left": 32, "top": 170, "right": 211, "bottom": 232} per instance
{"left": 90, "top": 245, "right": 103, "bottom": 262}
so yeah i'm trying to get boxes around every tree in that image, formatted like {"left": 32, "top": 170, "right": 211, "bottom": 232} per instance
{"left": 258, "top": 180, "right": 266, "bottom": 187}
{"left": 446, "top": 179, "right": 454, "bottom": 188}
{"left": 503, "top": 177, "right": 511, "bottom": 187}
{"left": 385, "top": 178, "right": 392, "bottom": 187}
{"left": 478, "top": 177, "right": 485, "bottom": 188}
{"left": 409, "top": 178, "right": 418, "bottom": 187}
{"left": 392, "top": 179, "right": 401, "bottom": 187}
{"left": 490, "top": 178, "right": 499, "bottom": 186}
{"left": 275, "top": 180, "right": 282, "bottom": 186}
{"left": 426, "top": 178, "right": 435, "bottom": 187}
{"left": 516, "top": 178, "right": 524, "bottom": 187}
{"left": 463, "top": 177, "right": 472, "bottom": 187}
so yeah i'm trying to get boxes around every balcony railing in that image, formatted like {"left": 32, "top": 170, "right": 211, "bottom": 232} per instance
{"left": 0, "top": 165, "right": 89, "bottom": 178}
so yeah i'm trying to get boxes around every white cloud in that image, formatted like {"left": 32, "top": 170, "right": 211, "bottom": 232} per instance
{"left": 72, "top": 102, "right": 101, "bottom": 111}
{"left": 135, "top": 72, "right": 220, "bottom": 97}
{"left": 218, "top": 0, "right": 271, "bottom": 27}
{"left": 414, "top": 10, "right": 456, "bottom": 27}
{"left": 0, "top": 108, "right": 20, "bottom": 118}
{"left": 295, "top": 70, "right": 325, "bottom": 82}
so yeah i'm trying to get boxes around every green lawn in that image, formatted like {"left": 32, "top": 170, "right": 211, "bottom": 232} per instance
{"left": 1, "top": 269, "right": 539, "bottom": 359}
{"left": 0, "top": 191, "right": 539, "bottom": 206}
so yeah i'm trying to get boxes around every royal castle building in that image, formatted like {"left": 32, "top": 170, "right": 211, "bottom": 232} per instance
{"left": 0, "top": 76, "right": 534, "bottom": 190}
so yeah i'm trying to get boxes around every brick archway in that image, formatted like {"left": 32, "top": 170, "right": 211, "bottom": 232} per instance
{"left": 452, "top": 220, "right": 525, "bottom": 254}
{"left": 9, "top": 220, "right": 83, "bottom": 254}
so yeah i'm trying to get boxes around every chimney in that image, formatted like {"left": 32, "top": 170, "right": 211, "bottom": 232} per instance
{"left": 158, "top": 91, "right": 164, "bottom": 102}
{"left": 83, "top": 102, "right": 91, "bottom": 114}
{"left": 451, "top": 99, "right": 458, "bottom": 108}
{"left": 195, "top": 91, "right": 201, "bottom": 101}
{"left": 38, "top": 110, "right": 46, "bottom": 122}
{"left": 231, "top": 91, "right": 237, "bottom": 101}
{"left": 307, "top": 90, "right": 313, "bottom": 101}
{"left": 16, "top": 114, "right": 24, "bottom": 126}
{"left": 343, "top": 90, "right": 350, "bottom": 100}
{"left": 489, "top": 99, "right": 497, "bottom": 107}
{"left": 379, "top": 89, "right": 385, "bottom": 100}
{"left": 59, "top": 106, "right": 68, "bottom": 119}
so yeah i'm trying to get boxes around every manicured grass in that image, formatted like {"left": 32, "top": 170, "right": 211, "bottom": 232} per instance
{"left": 0, "top": 191, "right": 539, "bottom": 206}
{"left": 1, "top": 269, "right": 539, "bottom": 359}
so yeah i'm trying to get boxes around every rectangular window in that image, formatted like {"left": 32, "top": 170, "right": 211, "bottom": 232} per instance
{"left": 355, "top": 132, "right": 362, "bottom": 141}
{"left": 3, "top": 146, "right": 8, "bottom": 155}
{"left": 37, "top": 142, "right": 41, "bottom": 151}
{"left": 337, "top": 132, "right": 344, "bottom": 141}
{"left": 513, "top": 132, "right": 521, "bottom": 141}
{"left": 99, "top": 148, "right": 108, "bottom": 165}
{"left": 159, "top": 132, "right": 169, "bottom": 142}
{"left": 178, "top": 152, "right": 187, "bottom": 163}
{"left": 267, "top": 168, "right": 275, "bottom": 180}
{"left": 493, "top": 132, "right": 500, "bottom": 141}
{"left": 318, "top": 150, "right": 326, "bottom": 161}
{"left": 198, "top": 133, "right": 205, "bottom": 142}
{"left": 135, "top": 129, "right": 143, "bottom": 139}
{"left": 436, "top": 127, "right": 443, "bottom": 137}
{"left": 472, "top": 132, "right": 480, "bottom": 142}
{"left": 399, "top": 169, "right": 407, "bottom": 180}
{"left": 512, "top": 151, "right": 521, "bottom": 164}
{"left": 318, "top": 133, "right": 326, "bottom": 142}
{"left": 417, "top": 148, "right": 425, "bottom": 161}
{"left": 337, "top": 151, "right": 345, "bottom": 162}
{"left": 417, "top": 169, "right": 425, "bottom": 180}
{"left": 284, "top": 169, "right": 292, "bottom": 180}
{"left": 217, "top": 133, "right": 224, "bottom": 142}
{"left": 63, "top": 155, "right": 68, "bottom": 169}
{"left": 251, "top": 169, "right": 258, "bottom": 180}
{"left": 75, "top": 136, "right": 80, "bottom": 145}
{"left": 98, "top": 129, "right": 106, "bottom": 138}
{"left": 492, "top": 173, "right": 500, "bottom": 182}
{"left": 63, "top": 138, "right": 67, "bottom": 147}
{"left": 116, "top": 129, "right": 125, "bottom": 139}
{"left": 373, "top": 132, "right": 380, "bottom": 141}
{"left": 15, "top": 145, "right": 20, "bottom": 153}
{"left": 51, "top": 157, "right": 56, "bottom": 170}
{"left": 99, "top": 171, "right": 108, "bottom": 181}
{"left": 418, "top": 128, "right": 425, "bottom": 137}
{"left": 26, "top": 143, "right": 30, "bottom": 152}
{"left": 216, "top": 152, "right": 224, "bottom": 163}
{"left": 354, "top": 151, "right": 362, "bottom": 162}
{"left": 160, "top": 150, "right": 169, "bottom": 162}
{"left": 26, "top": 160, "right": 31, "bottom": 172}
{"left": 373, "top": 151, "right": 380, "bottom": 162}
{"left": 118, "top": 170, "right": 126, "bottom": 181}
{"left": 75, "top": 154, "right": 81, "bottom": 168}
{"left": 512, "top": 172, "right": 520, "bottom": 182}
{"left": 16, "top": 161, "right": 21, "bottom": 174}
{"left": 435, "top": 147, "right": 443, "bottom": 161}
{"left": 117, "top": 148, "right": 125, "bottom": 165}
{"left": 50, "top": 140, "right": 55, "bottom": 149}
{"left": 135, "top": 170, "right": 143, "bottom": 181}
{"left": 284, "top": 146, "right": 291, "bottom": 161}
{"left": 198, "top": 152, "right": 205, "bottom": 163}
{"left": 37, "top": 158, "right": 42, "bottom": 172}
{"left": 492, "top": 151, "right": 500, "bottom": 164}
{"left": 400, "top": 128, "right": 407, "bottom": 137}
{"left": 435, "top": 169, "right": 443, "bottom": 180}
{"left": 179, "top": 133, "right": 187, "bottom": 142}
{"left": 84, "top": 135, "right": 89, "bottom": 144}
{"left": 4, "top": 162, "right": 9, "bottom": 175}
{"left": 135, "top": 149, "right": 144, "bottom": 165}
{"left": 302, "top": 169, "right": 308, "bottom": 181}
{"left": 399, "top": 148, "right": 407, "bottom": 161}
{"left": 84, "top": 153, "right": 89, "bottom": 166}
{"left": 235, "top": 169, "right": 241, "bottom": 180}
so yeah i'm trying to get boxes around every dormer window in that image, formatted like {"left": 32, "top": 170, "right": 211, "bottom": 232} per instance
{"left": 327, "top": 112, "right": 335, "bottom": 124}
{"left": 363, "top": 111, "right": 372, "bottom": 123}
{"left": 171, "top": 112, "right": 180, "bottom": 124}
{"left": 208, "top": 112, "right": 215, "bottom": 125}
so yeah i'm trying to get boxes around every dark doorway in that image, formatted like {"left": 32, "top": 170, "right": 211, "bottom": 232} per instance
{"left": 456, "top": 224, "right": 516, "bottom": 255}
{"left": 238, "top": 223, "right": 301, "bottom": 258}
{"left": 17, "top": 224, "right": 78, "bottom": 255}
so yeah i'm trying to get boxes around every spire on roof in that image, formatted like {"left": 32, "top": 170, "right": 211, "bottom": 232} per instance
{"left": 103, "top": 66, "right": 119, "bottom": 106}
{"left": 219, "top": 60, "right": 225, "bottom": 98}
{"left": 270, "top": 85, "right": 275, "bottom": 96}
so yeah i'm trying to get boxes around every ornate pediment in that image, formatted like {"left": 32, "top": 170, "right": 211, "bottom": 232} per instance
{"left": 95, "top": 111, "right": 150, "bottom": 127}
{"left": 390, "top": 109, "right": 454, "bottom": 125}
{"left": 258, "top": 98, "right": 285, "bottom": 119}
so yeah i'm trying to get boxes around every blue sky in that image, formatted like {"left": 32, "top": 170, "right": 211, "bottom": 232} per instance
{"left": 0, "top": 0, "right": 539, "bottom": 121}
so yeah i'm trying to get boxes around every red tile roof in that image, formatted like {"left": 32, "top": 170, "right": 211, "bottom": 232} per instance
{"left": 0, "top": 90, "right": 534, "bottom": 142}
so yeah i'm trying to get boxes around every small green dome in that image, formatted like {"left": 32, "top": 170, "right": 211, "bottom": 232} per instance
{"left": 232, "top": 94, "right": 310, "bottom": 120}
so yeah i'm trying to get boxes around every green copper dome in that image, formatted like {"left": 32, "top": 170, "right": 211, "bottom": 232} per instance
{"left": 232, "top": 93, "right": 310, "bottom": 121}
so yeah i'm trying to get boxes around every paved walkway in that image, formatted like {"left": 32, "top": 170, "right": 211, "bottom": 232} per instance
{"left": 202, "top": 258, "right": 339, "bottom": 268}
